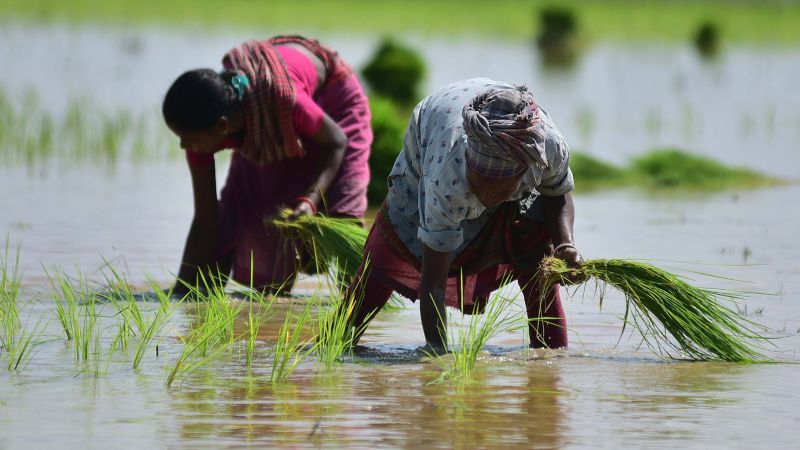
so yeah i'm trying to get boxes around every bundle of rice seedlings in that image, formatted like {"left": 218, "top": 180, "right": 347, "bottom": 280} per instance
{"left": 539, "top": 257, "right": 771, "bottom": 362}
{"left": 270, "top": 209, "right": 368, "bottom": 282}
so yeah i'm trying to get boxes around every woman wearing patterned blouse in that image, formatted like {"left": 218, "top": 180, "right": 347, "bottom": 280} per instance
{"left": 344, "top": 78, "right": 582, "bottom": 352}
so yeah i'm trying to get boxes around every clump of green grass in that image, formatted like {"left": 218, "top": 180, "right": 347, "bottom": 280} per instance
{"left": 630, "top": 149, "right": 781, "bottom": 190}
{"left": 270, "top": 302, "right": 316, "bottom": 382}
{"left": 539, "top": 257, "right": 771, "bottom": 362}
{"left": 315, "top": 270, "right": 376, "bottom": 372}
{"left": 1, "top": 240, "right": 46, "bottom": 372}
{"left": 165, "top": 312, "right": 238, "bottom": 388}
{"left": 0, "top": 86, "right": 178, "bottom": 170}
{"left": 1, "top": 239, "right": 22, "bottom": 335}
{"left": 166, "top": 272, "right": 243, "bottom": 387}
{"left": 271, "top": 210, "right": 368, "bottom": 283}
{"left": 570, "top": 152, "right": 630, "bottom": 191}
{"left": 3, "top": 313, "right": 46, "bottom": 372}
{"left": 98, "top": 262, "right": 179, "bottom": 363}
{"left": 45, "top": 268, "right": 103, "bottom": 362}
{"left": 571, "top": 149, "right": 784, "bottom": 192}
{"left": 244, "top": 307, "right": 263, "bottom": 368}
{"left": 130, "top": 281, "right": 180, "bottom": 370}
{"left": 431, "top": 283, "right": 527, "bottom": 386}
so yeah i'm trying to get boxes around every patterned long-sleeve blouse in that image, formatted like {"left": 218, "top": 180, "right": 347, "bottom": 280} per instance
{"left": 386, "top": 78, "right": 574, "bottom": 260}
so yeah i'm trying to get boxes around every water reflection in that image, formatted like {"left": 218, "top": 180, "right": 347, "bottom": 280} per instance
{"left": 165, "top": 356, "right": 569, "bottom": 448}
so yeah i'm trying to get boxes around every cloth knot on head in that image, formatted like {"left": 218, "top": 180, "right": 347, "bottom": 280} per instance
{"left": 462, "top": 85, "right": 547, "bottom": 178}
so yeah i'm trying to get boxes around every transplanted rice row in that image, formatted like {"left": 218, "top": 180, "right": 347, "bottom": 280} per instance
{"left": 431, "top": 279, "right": 528, "bottom": 386}
{"left": 1, "top": 240, "right": 46, "bottom": 372}
{"left": 269, "top": 302, "right": 316, "bottom": 383}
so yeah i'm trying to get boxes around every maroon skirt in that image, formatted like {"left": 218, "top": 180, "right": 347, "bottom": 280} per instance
{"left": 362, "top": 202, "right": 554, "bottom": 312}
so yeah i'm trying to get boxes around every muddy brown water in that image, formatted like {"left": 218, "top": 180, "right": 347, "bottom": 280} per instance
{"left": 1, "top": 24, "right": 799, "bottom": 449}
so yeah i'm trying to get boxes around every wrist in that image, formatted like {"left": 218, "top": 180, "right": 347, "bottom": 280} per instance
{"left": 553, "top": 242, "right": 577, "bottom": 253}
{"left": 295, "top": 195, "right": 318, "bottom": 215}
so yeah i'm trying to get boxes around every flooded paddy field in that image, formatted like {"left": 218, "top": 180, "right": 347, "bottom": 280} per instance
{"left": 1, "top": 24, "right": 799, "bottom": 449}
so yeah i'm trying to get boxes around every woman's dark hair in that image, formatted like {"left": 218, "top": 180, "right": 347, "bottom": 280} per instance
{"left": 162, "top": 68, "right": 238, "bottom": 131}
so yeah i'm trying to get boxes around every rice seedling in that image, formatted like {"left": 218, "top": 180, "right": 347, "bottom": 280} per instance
{"left": 382, "top": 294, "right": 408, "bottom": 313}
{"left": 3, "top": 312, "right": 46, "bottom": 372}
{"left": 191, "top": 271, "right": 243, "bottom": 353}
{"left": 96, "top": 262, "right": 141, "bottom": 352}
{"left": 1, "top": 238, "right": 22, "bottom": 336}
{"left": 166, "top": 270, "right": 244, "bottom": 387}
{"left": 244, "top": 307, "right": 263, "bottom": 368}
{"left": 315, "top": 271, "right": 376, "bottom": 372}
{"left": 0, "top": 85, "right": 176, "bottom": 169}
{"left": 44, "top": 267, "right": 105, "bottom": 363}
{"left": 429, "top": 276, "right": 528, "bottom": 386}
{"left": 539, "top": 257, "right": 771, "bottom": 362}
{"left": 131, "top": 280, "right": 180, "bottom": 370}
{"left": 271, "top": 209, "right": 368, "bottom": 284}
{"left": 45, "top": 267, "right": 83, "bottom": 342}
{"left": 269, "top": 302, "right": 316, "bottom": 382}
{"left": 165, "top": 311, "right": 239, "bottom": 388}
{"left": 97, "top": 261, "right": 178, "bottom": 369}
{"left": 74, "top": 293, "right": 100, "bottom": 363}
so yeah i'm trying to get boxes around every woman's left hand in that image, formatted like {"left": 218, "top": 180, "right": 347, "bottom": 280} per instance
{"left": 555, "top": 244, "right": 583, "bottom": 269}
{"left": 288, "top": 199, "right": 316, "bottom": 220}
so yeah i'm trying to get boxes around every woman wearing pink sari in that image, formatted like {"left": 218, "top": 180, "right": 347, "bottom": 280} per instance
{"left": 162, "top": 36, "right": 372, "bottom": 296}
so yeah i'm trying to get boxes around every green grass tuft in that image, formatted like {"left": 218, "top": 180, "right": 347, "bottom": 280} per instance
{"left": 430, "top": 279, "right": 527, "bottom": 386}
{"left": 570, "top": 152, "right": 630, "bottom": 191}
{"left": 630, "top": 149, "right": 782, "bottom": 190}
{"left": 269, "top": 302, "right": 316, "bottom": 382}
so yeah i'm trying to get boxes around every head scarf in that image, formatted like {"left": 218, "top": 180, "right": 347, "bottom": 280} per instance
{"left": 222, "top": 36, "right": 352, "bottom": 165}
{"left": 461, "top": 85, "right": 547, "bottom": 178}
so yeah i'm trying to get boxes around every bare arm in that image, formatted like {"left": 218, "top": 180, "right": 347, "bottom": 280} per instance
{"left": 419, "top": 245, "right": 453, "bottom": 350}
{"left": 290, "top": 114, "right": 348, "bottom": 217}
{"left": 174, "top": 161, "right": 221, "bottom": 295}
{"left": 541, "top": 193, "right": 581, "bottom": 266}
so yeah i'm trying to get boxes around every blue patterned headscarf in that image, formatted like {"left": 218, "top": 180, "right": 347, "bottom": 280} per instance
{"left": 462, "top": 85, "right": 548, "bottom": 178}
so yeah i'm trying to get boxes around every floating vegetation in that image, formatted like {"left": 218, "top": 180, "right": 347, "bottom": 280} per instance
{"left": 0, "top": 87, "right": 177, "bottom": 170}
{"left": 539, "top": 257, "right": 771, "bottom": 362}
